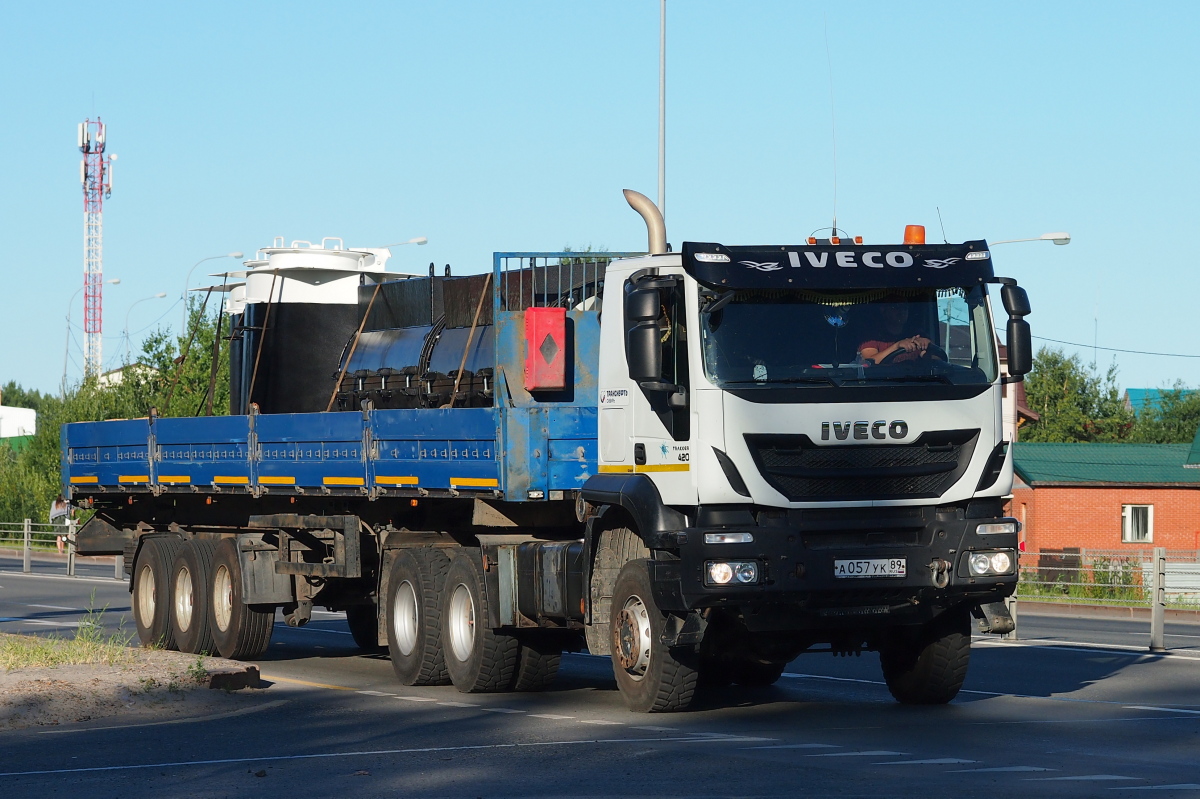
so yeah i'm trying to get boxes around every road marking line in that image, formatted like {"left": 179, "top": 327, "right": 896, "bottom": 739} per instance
{"left": 396, "top": 697, "right": 436, "bottom": 703}
{"left": 0, "top": 735, "right": 775, "bottom": 777}
{"left": 807, "top": 751, "right": 906, "bottom": 758}
{"left": 1027, "top": 775, "right": 1140, "bottom": 782}
{"left": 742, "top": 743, "right": 840, "bottom": 750}
{"left": 1125, "top": 705, "right": 1200, "bottom": 715}
{"left": 272, "top": 624, "right": 354, "bottom": 636}
{"left": 975, "top": 638, "right": 1200, "bottom": 660}
{"left": 576, "top": 720, "right": 623, "bottom": 725}
{"left": 439, "top": 702, "right": 481, "bottom": 708}
{"left": 25, "top": 604, "right": 78, "bottom": 611}
{"left": 23, "top": 620, "right": 81, "bottom": 628}
{"left": 531, "top": 714, "right": 574, "bottom": 719}
{"left": 260, "top": 675, "right": 355, "bottom": 691}
{"left": 357, "top": 691, "right": 395, "bottom": 697}
{"left": 38, "top": 700, "right": 289, "bottom": 734}
{"left": 631, "top": 726, "right": 676, "bottom": 731}
{"left": 480, "top": 707, "right": 524, "bottom": 713}
{"left": 1116, "top": 784, "right": 1200, "bottom": 791}
{"left": 874, "top": 758, "right": 977, "bottom": 765}
{"left": 948, "top": 766, "right": 1055, "bottom": 773}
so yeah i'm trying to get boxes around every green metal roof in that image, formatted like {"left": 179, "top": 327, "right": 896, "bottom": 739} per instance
{"left": 1013, "top": 442, "right": 1200, "bottom": 485}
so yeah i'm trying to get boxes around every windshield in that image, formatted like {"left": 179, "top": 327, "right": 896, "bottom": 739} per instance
{"left": 699, "top": 286, "right": 998, "bottom": 388}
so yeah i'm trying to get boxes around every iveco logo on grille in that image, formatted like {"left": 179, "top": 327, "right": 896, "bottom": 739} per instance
{"left": 821, "top": 420, "right": 909, "bottom": 441}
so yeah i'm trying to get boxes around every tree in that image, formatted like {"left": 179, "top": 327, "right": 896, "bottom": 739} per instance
{"left": 1021, "top": 347, "right": 1133, "bottom": 443}
{"left": 1128, "top": 382, "right": 1200, "bottom": 443}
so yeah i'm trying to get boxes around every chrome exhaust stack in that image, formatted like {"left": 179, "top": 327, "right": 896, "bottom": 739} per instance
{"left": 623, "top": 189, "right": 667, "bottom": 255}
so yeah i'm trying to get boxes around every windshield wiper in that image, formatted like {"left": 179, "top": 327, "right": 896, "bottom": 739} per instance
{"left": 878, "top": 373, "right": 955, "bottom": 384}
{"left": 721, "top": 376, "right": 842, "bottom": 387}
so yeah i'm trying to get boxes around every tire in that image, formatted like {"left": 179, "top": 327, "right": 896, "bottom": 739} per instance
{"left": 132, "top": 536, "right": 183, "bottom": 650}
{"left": 346, "top": 605, "right": 383, "bottom": 652}
{"left": 730, "top": 660, "right": 786, "bottom": 688}
{"left": 511, "top": 634, "right": 562, "bottom": 692}
{"left": 610, "top": 559, "right": 699, "bottom": 713}
{"left": 387, "top": 548, "right": 451, "bottom": 686}
{"left": 441, "top": 548, "right": 519, "bottom": 693}
{"left": 585, "top": 526, "right": 650, "bottom": 657}
{"left": 880, "top": 609, "right": 971, "bottom": 705}
{"left": 170, "top": 538, "right": 218, "bottom": 655}
{"left": 209, "top": 537, "right": 275, "bottom": 660}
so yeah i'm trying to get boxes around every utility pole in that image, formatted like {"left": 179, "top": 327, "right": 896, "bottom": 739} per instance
{"left": 658, "top": 0, "right": 666, "bottom": 221}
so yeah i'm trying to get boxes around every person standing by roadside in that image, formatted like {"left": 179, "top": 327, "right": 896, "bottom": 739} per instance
{"left": 49, "top": 495, "right": 69, "bottom": 555}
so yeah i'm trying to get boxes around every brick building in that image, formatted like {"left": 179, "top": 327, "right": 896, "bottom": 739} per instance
{"left": 1009, "top": 443, "right": 1200, "bottom": 553}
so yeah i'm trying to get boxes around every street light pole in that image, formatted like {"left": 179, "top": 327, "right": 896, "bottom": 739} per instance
{"left": 63, "top": 278, "right": 120, "bottom": 393}
{"left": 182, "top": 252, "right": 243, "bottom": 334}
{"left": 124, "top": 293, "right": 168, "bottom": 366}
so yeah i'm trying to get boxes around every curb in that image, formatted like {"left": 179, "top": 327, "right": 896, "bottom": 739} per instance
{"left": 208, "top": 665, "right": 261, "bottom": 691}
{"left": 1016, "top": 599, "right": 1200, "bottom": 624}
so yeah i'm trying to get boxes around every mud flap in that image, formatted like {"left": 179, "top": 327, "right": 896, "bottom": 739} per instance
{"left": 972, "top": 601, "right": 1015, "bottom": 635}
{"left": 659, "top": 610, "right": 708, "bottom": 647}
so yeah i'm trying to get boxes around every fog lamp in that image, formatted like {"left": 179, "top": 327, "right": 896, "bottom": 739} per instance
{"left": 708, "top": 562, "right": 734, "bottom": 585}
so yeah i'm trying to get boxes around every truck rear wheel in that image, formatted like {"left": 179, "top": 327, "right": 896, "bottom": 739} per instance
{"left": 133, "top": 536, "right": 183, "bottom": 650}
{"left": 511, "top": 634, "right": 561, "bottom": 692}
{"left": 346, "top": 606, "right": 383, "bottom": 652}
{"left": 441, "top": 548, "right": 519, "bottom": 692}
{"left": 610, "top": 559, "right": 698, "bottom": 713}
{"left": 170, "top": 538, "right": 218, "bottom": 655}
{"left": 880, "top": 609, "right": 971, "bottom": 705}
{"left": 387, "top": 548, "right": 451, "bottom": 685}
{"left": 209, "top": 538, "right": 274, "bottom": 660}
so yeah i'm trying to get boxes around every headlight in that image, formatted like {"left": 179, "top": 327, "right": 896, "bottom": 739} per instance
{"left": 705, "top": 560, "right": 760, "bottom": 586}
{"left": 977, "top": 521, "right": 1018, "bottom": 535}
{"left": 989, "top": 552, "right": 1012, "bottom": 573}
{"left": 963, "top": 549, "right": 1016, "bottom": 577}
{"left": 969, "top": 553, "right": 992, "bottom": 575}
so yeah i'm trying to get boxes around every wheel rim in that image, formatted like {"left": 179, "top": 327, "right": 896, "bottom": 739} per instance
{"left": 136, "top": 563, "right": 156, "bottom": 628}
{"left": 447, "top": 582, "right": 475, "bottom": 663}
{"left": 613, "top": 593, "right": 652, "bottom": 681}
{"left": 213, "top": 564, "right": 233, "bottom": 632}
{"left": 393, "top": 579, "right": 419, "bottom": 657}
{"left": 173, "top": 566, "right": 194, "bottom": 633}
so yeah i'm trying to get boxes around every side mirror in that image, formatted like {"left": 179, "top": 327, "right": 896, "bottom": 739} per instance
{"left": 626, "top": 287, "right": 660, "bottom": 322}
{"left": 1001, "top": 285, "right": 1031, "bottom": 317}
{"left": 1007, "top": 319, "right": 1032, "bottom": 377}
{"left": 624, "top": 284, "right": 672, "bottom": 390}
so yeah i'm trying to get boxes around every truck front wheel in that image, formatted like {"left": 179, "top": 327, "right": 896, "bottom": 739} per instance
{"left": 209, "top": 538, "right": 275, "bottom": 660}
{"left": 441, "top": 548, "right": 519, "bottom": 692}
{"left": 880, "top": 609, "right": 971, "bottom": 705}
{"left": 387, "top": 548, "right": 451, "bottom": 685}
{"left": 133, "top": 536, "right": 183, "bottom": 650}
{"left": 610, "top": 559, "right": 698, "bottom": 712}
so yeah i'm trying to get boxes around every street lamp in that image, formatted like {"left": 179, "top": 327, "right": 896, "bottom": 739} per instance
{"left": 991, "top": 232, "right": 1071, "bottom": 246}
{"left": 182, "top": 252, "right": 243, "bottom": 333}
{"left": 376, "top": 237, "right": 428, "bottom": 248}
{"left": 125, "top": 293, "right": 168, "bottom": 365}
{"left": 63, "top": 278, "right": 120, "bottom": 393}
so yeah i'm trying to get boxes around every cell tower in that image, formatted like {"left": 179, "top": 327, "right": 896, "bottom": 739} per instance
{"left": 78, "top": 119, "right": 114, "bottom": 378}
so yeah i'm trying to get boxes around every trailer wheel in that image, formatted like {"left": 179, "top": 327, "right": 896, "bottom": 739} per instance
{"left": 209, "top": 538, "right": 274, "bottom": 660}
{"left": 387, "top": 548, "right": 451, "bottom": 685}
{"left": 133, "top": 536, "right": 183, "bottom": 650}
{"left": 880, "top": 609, "right": 971, "bottom": 705}
{"left": 346, "top": 606, "right": 383, "bottom": 652}
{"left": 441, "top": 548, "right": 519, "bottom": 692}
{"left": 610, "top": 559, "right": 698, "bottom": 713}
{"left": 170, "top": 538, "right": 218, "bottom": 655}
{"left": 511, "top": 634, "right": 561, "bottom": 692}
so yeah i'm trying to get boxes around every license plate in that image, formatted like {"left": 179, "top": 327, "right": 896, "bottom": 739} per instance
{"left": 833, "top": 558, "right": 907, "bottom": 579}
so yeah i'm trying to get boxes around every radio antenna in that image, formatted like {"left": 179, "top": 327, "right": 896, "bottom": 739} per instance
{"left": 936, "top": 206, "right": 949, "bottom": 243}
{"left": 823, "top": 12, "right": 838, "bottom": 236}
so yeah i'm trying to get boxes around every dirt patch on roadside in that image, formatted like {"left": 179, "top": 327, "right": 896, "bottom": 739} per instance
{"left": 0, "top": 635, "right": 267, "bottom": 731}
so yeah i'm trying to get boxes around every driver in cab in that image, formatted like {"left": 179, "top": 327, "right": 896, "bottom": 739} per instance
{"left": 858, "top": 293, "right": 932, "bottom": 365}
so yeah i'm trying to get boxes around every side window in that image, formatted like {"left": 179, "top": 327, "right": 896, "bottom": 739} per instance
{"left": 657, "top": 285, "right": 690, "bottom": 441}
{"left": 1121, "top": 504, "right": 1153, "bottom": 543}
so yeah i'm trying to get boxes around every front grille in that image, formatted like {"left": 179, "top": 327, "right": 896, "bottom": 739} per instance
{"left": 745, "top": 430, "right": 979, "bottom": 502}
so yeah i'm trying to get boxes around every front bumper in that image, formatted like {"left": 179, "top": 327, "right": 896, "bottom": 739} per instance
{"left": 649, "top": 504, "right": 1018, "bottom": 628}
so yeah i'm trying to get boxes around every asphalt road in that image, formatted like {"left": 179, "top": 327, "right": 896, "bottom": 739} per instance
{"left": 2, "top": 560, "right": 1199, "bottom": 798}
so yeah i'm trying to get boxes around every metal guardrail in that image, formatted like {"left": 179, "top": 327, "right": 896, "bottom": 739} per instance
{"left": 1016, "top": 547, "right": 1200, "bottom": 652}
{"left": 0, "top": 519, "right": 122, "bottom": 579}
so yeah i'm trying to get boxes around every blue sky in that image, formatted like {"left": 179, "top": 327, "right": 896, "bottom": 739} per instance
{"left": 2, "top": 1, "right": 1198, "bottom": 393}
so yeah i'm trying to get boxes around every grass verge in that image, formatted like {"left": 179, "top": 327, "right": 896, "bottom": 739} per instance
{"left": 0, "top": 590, "right": 134, "bottom": 671}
